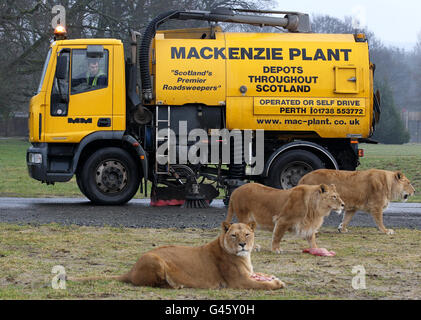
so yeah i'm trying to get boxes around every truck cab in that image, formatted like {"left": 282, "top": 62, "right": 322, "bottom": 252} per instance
{"left": 27, "top": 38, "right": 142, "bottom": 204}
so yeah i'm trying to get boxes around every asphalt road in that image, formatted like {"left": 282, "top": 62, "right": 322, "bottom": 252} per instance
{"left": 1, "top": 197, "right": 421, "bottom": 230}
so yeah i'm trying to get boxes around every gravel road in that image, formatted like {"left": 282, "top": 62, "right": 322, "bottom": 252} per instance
{"left": 1, "top": 197, "right": 421, "bottom": 230}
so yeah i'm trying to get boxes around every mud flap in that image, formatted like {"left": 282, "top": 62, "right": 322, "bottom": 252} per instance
{"left": 122, "top": 135, "right": 148, "bottom": 196}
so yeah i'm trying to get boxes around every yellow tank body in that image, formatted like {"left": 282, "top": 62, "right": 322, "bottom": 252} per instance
{"left": 154, "top": 31, "right": 373, "bottom": 138}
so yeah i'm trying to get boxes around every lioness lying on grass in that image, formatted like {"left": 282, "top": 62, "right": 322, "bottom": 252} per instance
{"left": 69, "top": 222, "right": 285, "bottom": 290}
{"left": 225, "top": 183, "right": 344, "bottom": 253}
{"left": 299, "top": 169, "right": 415, "bottom": 235}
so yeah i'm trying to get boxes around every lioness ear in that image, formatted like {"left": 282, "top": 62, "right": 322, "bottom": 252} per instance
{"left": 319, "top": 184, "right": 328, "bottom": 193}
{"left": 247, "top": 221, "right": 257, "bottom": 231}
{"left": 222, "top": 221, "right": 232, "bottom": 233}
{"left": 395, "top": 171, "right": 403, "bottom": 180}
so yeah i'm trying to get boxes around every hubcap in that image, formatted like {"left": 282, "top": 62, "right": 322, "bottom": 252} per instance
{"left": 280, "top": 161, "right": 313, "bottom": 189}
{"left": 95, "top": 160, "right": 128, "bottom": 194}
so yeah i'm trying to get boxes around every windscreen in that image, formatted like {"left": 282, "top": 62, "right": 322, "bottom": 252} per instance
{"left": 37, "top": 48, "right": 52, "bottom": 94}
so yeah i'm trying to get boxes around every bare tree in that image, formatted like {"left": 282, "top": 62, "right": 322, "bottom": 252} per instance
{"left": 0, "top": 0, "right": 275, "bottom": 122}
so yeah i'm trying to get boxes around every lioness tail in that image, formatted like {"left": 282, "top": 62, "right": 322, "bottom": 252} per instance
{"left": 67, "top": 273, "right": 130, "bottom": 283}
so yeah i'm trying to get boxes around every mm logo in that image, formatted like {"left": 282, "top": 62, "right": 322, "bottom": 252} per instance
{"left": 68, "top": 118, "right": 92, "bottom": 124}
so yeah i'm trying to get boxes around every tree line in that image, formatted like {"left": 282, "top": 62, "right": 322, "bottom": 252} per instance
{"left": 0, "top": 1, "right": 416, "bottom": 143}
{"left": 311, "top": 15, "right": 412, "bottom": 144}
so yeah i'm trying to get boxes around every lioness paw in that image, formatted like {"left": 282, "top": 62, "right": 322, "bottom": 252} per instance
{"left": 272, "top": 247, "right": 283, "bottom": 254}
{"left": 338, "top": 223, "right": 348, "bottom": 233}
{"left": 386, "top": 229, "right": 395, "bottom": 235}
{"left": 273, "top": 279, "right": 285, "bottom": 289}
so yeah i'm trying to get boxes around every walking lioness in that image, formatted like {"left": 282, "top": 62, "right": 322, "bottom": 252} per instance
{"left": 225, "top": 183, "right": 344, "bottom": 253}
{"left": 69, "top": 222, "right": 285, "bottom": 290}
{"left": 299, "top": 169, "right": 415, "bottom": 234}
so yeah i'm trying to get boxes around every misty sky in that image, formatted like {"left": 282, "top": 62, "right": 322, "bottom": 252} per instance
{"left": 276, "top": 0, "right": 420, "bottom": 50}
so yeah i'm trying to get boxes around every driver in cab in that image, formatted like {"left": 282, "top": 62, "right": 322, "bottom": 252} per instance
{"left": 72, "top": 57, "right": 107, "bottom": 92}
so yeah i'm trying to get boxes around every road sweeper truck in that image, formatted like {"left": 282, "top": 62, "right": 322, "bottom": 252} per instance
{"left": 27, "top": 8, "right": 380, "bottom": 207}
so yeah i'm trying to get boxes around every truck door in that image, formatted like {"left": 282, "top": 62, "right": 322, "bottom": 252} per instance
{"left": 45, "top": 45, "right": 113, "bottom": 143}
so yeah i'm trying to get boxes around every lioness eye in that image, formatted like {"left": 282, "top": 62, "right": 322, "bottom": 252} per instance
{"left": 231, "top": 234, "right": 236, "bottom": 238}
{"left": 246, "top": 234, "right": 250, "bottom": 237}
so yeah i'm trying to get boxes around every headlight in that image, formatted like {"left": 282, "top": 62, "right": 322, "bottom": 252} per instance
{"left": 29, "top": 153, "right": 43, "bottom": 164}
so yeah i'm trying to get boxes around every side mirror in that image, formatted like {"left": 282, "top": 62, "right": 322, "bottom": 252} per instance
{"left": 56, "top": 55, "right": 68, "bottom": 80}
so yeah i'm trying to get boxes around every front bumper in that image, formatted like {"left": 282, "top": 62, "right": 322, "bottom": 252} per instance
{"left": 27, "top": 143, "right": 73, "bottom": 183}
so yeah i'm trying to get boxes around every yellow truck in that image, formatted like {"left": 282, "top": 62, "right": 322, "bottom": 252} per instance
{"left": 27, "top": 8, "right": 380, "bottom": 206}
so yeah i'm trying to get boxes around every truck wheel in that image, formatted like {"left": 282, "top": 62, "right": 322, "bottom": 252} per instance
{"left": 76, "top": 173, "right": 87, "bottom": 197}
{"left": 81, "top": 147, "right": 140, "bottom": 205}
{"left": 267, "top": 150, "right": 324, "bottom": 190}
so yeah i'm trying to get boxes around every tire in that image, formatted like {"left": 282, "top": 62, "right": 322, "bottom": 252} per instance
{"left": 266, "top": 150, "right": 324, "bottom": 189}
{"left": 76, "top": 173, "right": 87, "bottom": 197}
{"left": 80, "top": 147, "right": 141, "bottom": 205}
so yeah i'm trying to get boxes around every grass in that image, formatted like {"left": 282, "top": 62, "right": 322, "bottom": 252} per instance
{"left": 0, "top": 138, "right": 81, "bottom": 198}
{"left": 1, "top": 139, "right": 420, "bottom": 300}
{"left": 0, "top": 138, "right": 420, "bottom": 201}
{"left": 0, "top": 138, "right": 149, "bottom": 198}
{"left": 0, "top": 223, "right": 420, "bottom": 300}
